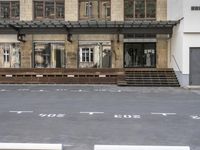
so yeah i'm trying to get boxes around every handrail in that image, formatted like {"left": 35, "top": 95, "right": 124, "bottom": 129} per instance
{"left": 172, "top": 55, "right": 182, "bottom": 73}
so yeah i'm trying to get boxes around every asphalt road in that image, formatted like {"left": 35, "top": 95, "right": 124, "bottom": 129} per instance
{"left": 0, "top": 85, "right": 200, "bottom": 150}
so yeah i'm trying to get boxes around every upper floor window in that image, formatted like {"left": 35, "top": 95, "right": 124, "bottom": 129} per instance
{"left": 79, "top": 0, "right": 111, "bottom": 21}
{"left": 0, "top": 1, "right": 19, "bottom": 20}
{"left": 125, "top": 0, "right": 156, "bottom": 20}
{"left": 34, "top": 0, "right": 64, "bottom": 20}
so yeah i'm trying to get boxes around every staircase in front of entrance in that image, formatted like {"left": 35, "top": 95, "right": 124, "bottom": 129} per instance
{"left": 118, "top": 68, "right": 180, "bottom": 87}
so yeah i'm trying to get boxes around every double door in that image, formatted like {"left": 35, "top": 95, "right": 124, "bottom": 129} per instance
{"left": 124, "top": 43, "right": 156, "bottom": 68}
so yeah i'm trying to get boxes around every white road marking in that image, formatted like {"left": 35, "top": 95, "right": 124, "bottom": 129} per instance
{"left": 94, "top": 145, "right": 190, "bottom": 150}
{"left": 0, "top": 89, "right": 8, "bottom": 92}
{"left": 190, "top": 115, "right": 200, "bottom": 120}
{"left": 114, "top": 114, "right": 141, "bottom": 119}
{"left": 9, "top": 111, "right": 33, "bottom": 114}
{"left": 63, "top": 144, "right": 73, "bottom": 147}
{"left": 0, "top": 143, "right": 62, "bottom": 150}
{"left": 151, "top": 113, "right": 177, "bottom": 116}
{"left": 80, "top": 112, "right": 104, "bottom": 115}
{"left": 17, "top": 89, "right": 30, "bottom": 91}
{"left": 39, "top": 114, "right": 66, "bottom": 118}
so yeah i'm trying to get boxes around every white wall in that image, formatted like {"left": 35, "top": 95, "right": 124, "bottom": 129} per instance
{"left": 167, "top": 0, "right": 183, "bottom": 20}
{"left": 183, "top": 34, "right": 200, "bottom": 74}
{"left": 183, "top": 0, "right": 200, "bottom": 33}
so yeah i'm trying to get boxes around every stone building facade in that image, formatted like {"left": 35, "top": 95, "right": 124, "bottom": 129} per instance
{"left": 0, "top": 0, "right": 170, "bottom": 70}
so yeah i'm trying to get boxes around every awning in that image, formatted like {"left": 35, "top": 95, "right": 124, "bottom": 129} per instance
{"left": 0, "top": 20, "right": 179, "bottom": 35}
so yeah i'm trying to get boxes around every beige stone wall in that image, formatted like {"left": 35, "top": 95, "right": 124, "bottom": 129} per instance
{"left": 66, "top": 35, "right": 78, "bottom": 68}
{"left": 20, "top": 35, "right": 33, "bottom": 68}
{"left": 111, "top": 0, "right": 124, "bottom": 21}
{"left": 112, "top": 35, "right": 124, "bottom": 68}
{"left": 20, "top": 0, "right": 33, "bottom": 21}
{"left": 156, "top": 0, "right": 168, "bottom": 68}
{"left": 156, "top": 38, "right": 168, "bottom": 68}
{"left": 156, "top": 0, "right": 167, "bottom": 21}
{"left": 65, "top": 0, "right": 78, "bottom": 21}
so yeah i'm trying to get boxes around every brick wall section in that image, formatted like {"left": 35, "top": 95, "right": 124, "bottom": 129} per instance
{"left": 65, "top": 0, "right": 78, "bottom": 21}
{"left": 20, "top": 0, "right": 33, "bottom": 21}
{"left": 111, "top": 0, "right": 124, "bottom": 21}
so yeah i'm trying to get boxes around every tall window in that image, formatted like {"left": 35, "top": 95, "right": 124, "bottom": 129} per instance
{"left": 0, "top": 1, "right": 19, "bottom": 20}
{"left": 0, "top": 43, "right": 21, "bottom": 68}
{"left": 34, "top": 42, "right": 65, "bottom": 68}
{"left": 34, "top": 0, "right": 64, "bottom": 20}
{"left": 79, "top": 41, "right": 112, "bottom": 68}
{"left": 81, "top": 48, "right": 94, "bottom": 63}
{"left": 79, "top": 0, "right": 111, "bottom": 20}
{"left": 124, "top": 0, "right": 156, "bottom": 20}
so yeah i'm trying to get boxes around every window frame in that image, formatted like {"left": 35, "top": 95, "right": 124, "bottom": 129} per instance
{"left": 124, "top": 0, "right": 157, "bottom": 20}
{"left": 34, "top": 0, "right": 65, "bottom": 20}
{"left": 80, "top": 47, "right": 94, "bottom": 63}
{"left": 79, "top": 0, "right": 111, "bottom": 21}
{"left": 0, "top": 1, "right": 20, "bottom": 20}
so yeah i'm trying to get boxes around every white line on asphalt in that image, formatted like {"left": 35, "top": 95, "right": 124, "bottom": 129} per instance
{"left": 63, "top": 144, "right": 73, "bottom": 147}
{"left": 0, "top": 89, "right": 8, "bottom": 92}
{"left": 151, "top": 113, "right": 177, "bottom": 116}
{"left": 17, "top": 89, "right": 30, "bottom": 91}
{"left": 190, "top": 115, "right": 200, "bottom": 120}
{"left": 80, "top": 112, "right": 104, "bottom": 115}
{"left": 9, "top": 111, "right": 34, "bottom": 114}
{"left": 94, "top": 145, "right": 190, "bottom": 150}
{"left": 0, "top": 143, "right": 62, "bottom": 150}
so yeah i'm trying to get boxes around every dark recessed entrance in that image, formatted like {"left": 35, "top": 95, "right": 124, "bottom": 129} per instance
{"left": 124, "top": 43, "right": 156, "bottom": 68}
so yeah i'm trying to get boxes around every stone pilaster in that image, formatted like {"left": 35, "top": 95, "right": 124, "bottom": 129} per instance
{"left": 157, "top": 0, "right": 167, "bottom": 21}
{"left": 111, "top": 0, "right": 124, "bottom": 21}
{"left": 156, "top": 38, "right": 168, "bottom": 68}
{"left": 20, "top": 35, "right": 33, "bottom": 68}
{"left": 112, "top": 34, "right": 124, "bottom": 68}
{"left": 65, "top": 0, "right": 78, "bottom": 21}
{"left": 66, "top": 35, "right": 78, "bottom": 68}
{"left": 20, "top": 0, "right": 33, "bottom": 21}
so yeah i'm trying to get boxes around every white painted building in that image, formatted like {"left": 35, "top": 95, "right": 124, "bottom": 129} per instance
{"left": 168, "top": 0, "right": 200, "bottom": 86}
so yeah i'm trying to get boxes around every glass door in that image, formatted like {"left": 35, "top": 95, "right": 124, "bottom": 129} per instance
{"left": 124, "top": 43, "right": 156, "bottom": 68}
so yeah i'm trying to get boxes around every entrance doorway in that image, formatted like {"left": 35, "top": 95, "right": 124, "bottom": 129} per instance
{"left": 124, "top": 43, "right": 156, "bottom": 68}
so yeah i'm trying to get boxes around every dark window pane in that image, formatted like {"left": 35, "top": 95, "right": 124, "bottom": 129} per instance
{"left": 146, "top": 0, "right": 156, "bottom": 18}
{"left": 45, "top": 1, "right": 54, "bottom": 19}
{"left": 0, "top": 2, "right": 10, "bottom": 19}
{"left": 124, "top": 0, "right": 134, "bottom": 19}
{"left": 135, "top": 0, "right": 145, "bottom": 18}
{"left": 56, "top": 1, "right": 64, "bottom": 18}
{"left": 34, "top": 1, "right": 44, "bottom": 18}
{"left": 11, "top": 2, "right": 19, "bottom": 18}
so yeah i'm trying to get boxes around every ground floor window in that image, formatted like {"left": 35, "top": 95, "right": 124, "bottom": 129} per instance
{"left": 0, "top": 43, "right": 20, "bottom": 68}
{"left": 79, "top": 41, "right": 111, "bottom": 68}
{"left": 34, "top": 42, "right": 65, "bottom": 68}
{"left": 124, "top": 43, "right": 156, "bottom": 68}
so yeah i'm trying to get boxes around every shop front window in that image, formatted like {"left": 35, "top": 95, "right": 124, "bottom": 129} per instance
{"left": 0, "top": 1, "right": 19, "bottom": 20}
{"left": 79, "top": 41, "right": 111, "bottom": 68}
{"left": 0, "top": 43, "right": 20, "bottom": 68}
{"left": 124, "top": 0, "right": 156, "bottom": 20}
{"left": 79, "top": 0, "right": 111, "bottom": 20}
{"left": 34, "top": 42, "right": 65, "bottom": 68}
{"left": 34, "top": 0, "right": 64, "bottom": 20}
